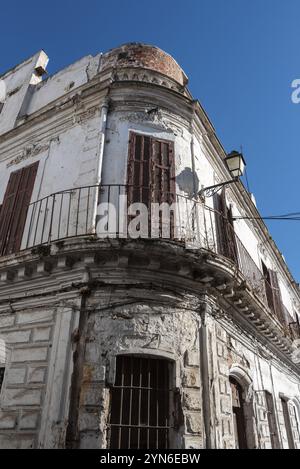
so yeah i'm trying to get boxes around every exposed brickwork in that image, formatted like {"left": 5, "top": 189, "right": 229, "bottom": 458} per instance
{"left": 101, "top": 43, "right": 188, "bottom": 86}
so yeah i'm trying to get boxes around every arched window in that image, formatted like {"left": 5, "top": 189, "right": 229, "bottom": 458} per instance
{"left": 109, "top": 355, "right": 174, "bottom": 449}
{"left": 230, "top": 376, "right": 248, "bottom": 449}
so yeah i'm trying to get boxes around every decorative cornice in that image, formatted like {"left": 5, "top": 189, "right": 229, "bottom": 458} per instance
{"left": 113, "top": 66, "right": 186, "bottom": 95}
{"left": 0, "top": 236, "right": 297, "bottom": 375}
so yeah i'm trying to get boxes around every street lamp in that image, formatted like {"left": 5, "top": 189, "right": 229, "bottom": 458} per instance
{"left": 198, "top": 150, "right": 246, "bottom": 198}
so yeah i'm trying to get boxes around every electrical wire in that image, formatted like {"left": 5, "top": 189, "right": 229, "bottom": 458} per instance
{"left": 233, "top": 214, "right": 300, "bottom": 221}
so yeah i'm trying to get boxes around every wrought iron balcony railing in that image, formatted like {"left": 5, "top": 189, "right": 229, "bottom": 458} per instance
{"left": 3, "top": 183, "right": 296, "bottom": 336}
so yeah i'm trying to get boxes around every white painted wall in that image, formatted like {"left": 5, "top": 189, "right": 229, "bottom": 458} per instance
{"left": 0, "top": 51, "right": 48, "bottom": 135}
{"left": 0, "top": 50, "right": 299, "bottom": 320}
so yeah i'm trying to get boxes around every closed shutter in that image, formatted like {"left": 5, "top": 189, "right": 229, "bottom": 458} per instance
{"left": 0, "top": 170, "right": 23, "bottom": 255}
{"left": 269, "top": 270, "right": 285, "bottom": 324}
{"left": 213, "top": 189, "right": 237, "bottom": 263}
{"left": 0, "top": 162, "right": 39, "bottom": 255}
{"left": 262, "top": 262, "right": 275, "bottom": 311}
{"left": 213, "top": 190, "right": 227, "bottom": 256}
{"left": 127, "top": 133, "right": 175, "bottom": 237}
{"left": 226, "top": 206, "right": 238, "bottom": 263}
{"left": 127, "top": 133, "right": 151, "bottom": 207}
{"left": 151, "top": 138, "right": 175, "bottom": 204}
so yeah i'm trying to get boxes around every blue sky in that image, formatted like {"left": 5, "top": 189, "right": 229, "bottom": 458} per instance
{"left": 1, "top": 0, "right": 299, "bottom": 280}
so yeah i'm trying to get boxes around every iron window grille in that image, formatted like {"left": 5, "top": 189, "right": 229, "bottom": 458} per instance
{"left": 109, "top": 355, "right": 174, "bottom": 449}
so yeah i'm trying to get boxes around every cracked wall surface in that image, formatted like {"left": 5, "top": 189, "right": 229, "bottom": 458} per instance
{"left": 0, "top": 43, "right": 300, "bottom": 449}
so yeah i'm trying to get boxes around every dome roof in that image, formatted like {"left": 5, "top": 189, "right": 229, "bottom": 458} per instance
{"left": 101, "top": 43, "right": 188, "bottom": 87}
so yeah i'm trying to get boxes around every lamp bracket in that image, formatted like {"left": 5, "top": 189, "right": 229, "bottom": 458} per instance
{"left": 198, "top": 178, "right": 239, "bottom": 198}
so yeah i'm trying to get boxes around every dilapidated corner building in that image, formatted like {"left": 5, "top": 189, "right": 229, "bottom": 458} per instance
{"left": 0, "top": 43, "right": 300, "bottom": 449}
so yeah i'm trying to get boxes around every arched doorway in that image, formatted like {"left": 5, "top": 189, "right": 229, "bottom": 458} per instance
{"left": 230, "top": 377, "right": 248, "bottom": 449}
{"left": 229, "top": 365, "right": 256, "bottom": 449}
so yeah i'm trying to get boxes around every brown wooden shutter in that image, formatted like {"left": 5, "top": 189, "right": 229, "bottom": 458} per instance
{"left": 0, "top": 170, "right": 23, "bottom": 255}
{"left": 0, "top": 162, "right": 39, "bottom": 255}
{"left": 127, "top": 133, "right": 175, "bottom": 237}
{"left": 213, "top": 192, "right": 226, "bottom": 255}
{"left": 127, "top": 133, "right": 152, "bottom": 207}
{"left": 213, "top": 189, "right": 237, "bottom": 263}
{"left": 269, "top": 270, "right": 285, "bottom": 324}
{"left": 151, "top": 138, "right": 175, "bottom": 204}
{"left": 226, "top": 206, "right": 238, "bottom": 263}
{"left": 127, "top": 133, "right": 175, "bottom": 204}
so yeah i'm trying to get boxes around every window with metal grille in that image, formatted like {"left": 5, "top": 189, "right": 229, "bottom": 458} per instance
{"left": 109, "top": 356, "right": 173, "bottom": 449}
{"left": 0, "top": 367, "right": 4, "bottom": 392}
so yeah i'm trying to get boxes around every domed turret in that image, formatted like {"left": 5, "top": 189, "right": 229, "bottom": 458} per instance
{"left": 101, "top": 42, "right": 188, "bottom": 87}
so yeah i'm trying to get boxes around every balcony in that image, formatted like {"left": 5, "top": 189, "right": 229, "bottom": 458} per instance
{"left": 0, "top": 183, "right": 295, "bottom": 337}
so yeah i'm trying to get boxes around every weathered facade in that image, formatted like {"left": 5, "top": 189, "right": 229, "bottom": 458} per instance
{"left": 0, "top": 43, "right": 300, "bottom": 449}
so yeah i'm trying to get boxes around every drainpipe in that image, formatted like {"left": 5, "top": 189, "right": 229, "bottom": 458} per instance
{"left": 65, "top": 278, "right": 92, "bottom": 448}
{"left": 92, "top": 98, "right": 109, "bottom": 233}
{"left": 36, "top": 137, "right": 57, "bottom": 200}
{"left": 269, "top": 360, "right": 284, "bottom": 448}
{"left": 190, "top": 134, "right": 197, "bottom": 197}
{"left": 190, "top": 102, "right": 198, "bottom": 198}
{"left": 199, "top": 303, "right": 212, "bottom": 448}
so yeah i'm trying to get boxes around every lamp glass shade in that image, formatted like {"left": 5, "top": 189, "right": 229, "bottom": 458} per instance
{"left": 225, "top": 151, "right": 246, "bottom": 178}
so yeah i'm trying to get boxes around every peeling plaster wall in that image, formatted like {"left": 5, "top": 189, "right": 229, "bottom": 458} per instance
{"left": 0, "top": 44, "right": 299, "bottom": 449}
{"left": 26, "top": 54, "right": 102, "bottom": 115}
{"left": 203, "top": 315, "right": 300, "bottom": 449}
{"left": 76, "top": 290, "right": 203, "bottom": 449}
{"left": 0, "top": 51, "right": 48, "bottom": 136}
{"left": 0, "top": 45, "right": 298, "bottom": 319}
{"left": 0, "top": 274, "right": 299, "bottom": 449}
